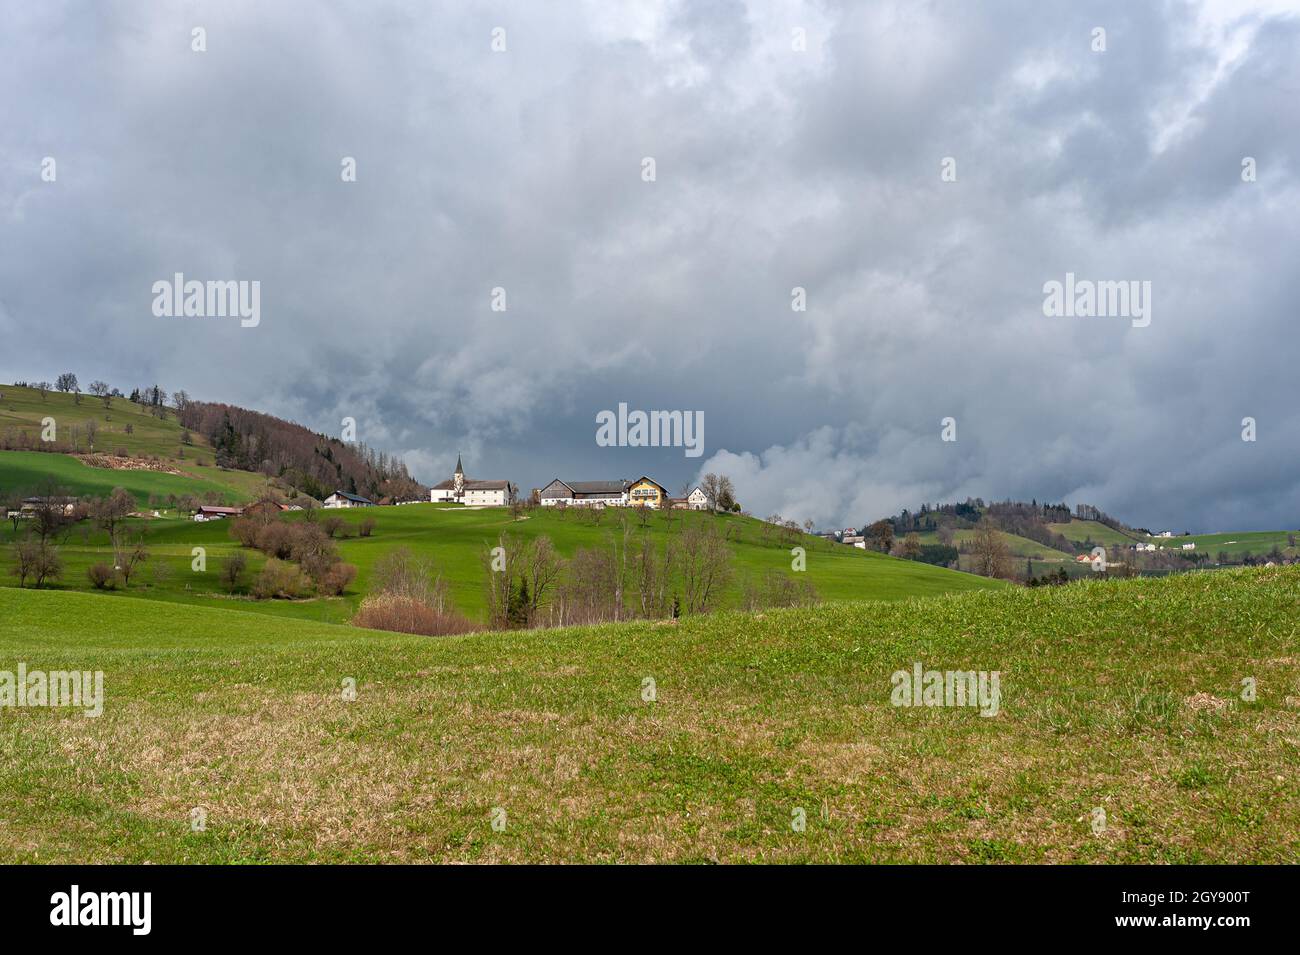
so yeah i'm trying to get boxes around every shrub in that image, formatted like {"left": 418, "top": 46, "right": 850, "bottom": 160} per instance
{"left": 253, "top": 559, "right": 311, "bottom": 599}
{"left": 87, "top": 562, "right": 116, "bottom": 590}
{"left": 318, "top": 562, "right": 357, "bottom": 596}
{"left": 229, "top": 516, "right": 261, "bottom": 547}
{"left": 253, "top": 521, "right": 294, "bottom": 559}
{"left": 351, "top": 593, "right": 476, "bottom": 636}
{"left": 372, "top": 548, "right": 449, "bottom": 609}
{"left": 741, "top": 570, "right": 818, "bottom": 612}
{"left": 359, "top": 517, "right": 376, "bottom": 538}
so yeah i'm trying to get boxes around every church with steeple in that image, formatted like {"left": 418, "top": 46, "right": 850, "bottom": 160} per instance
{"left": 429, "top": 454, "right": 516, "bottom": 506}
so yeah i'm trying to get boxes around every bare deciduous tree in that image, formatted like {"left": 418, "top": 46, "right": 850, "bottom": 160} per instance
{"left": 970, "top": 521, "right": 1013, "bottom": 580}
{"left": 220, "top": 552, "right": 247, "bottom": 593}
{"left": 674, "top": 523, "right": 733, "bottom": 614}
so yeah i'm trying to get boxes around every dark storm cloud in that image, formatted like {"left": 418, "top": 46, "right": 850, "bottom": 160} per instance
{"left": 1, "top": 0, "right": 1297, "bottom": 530}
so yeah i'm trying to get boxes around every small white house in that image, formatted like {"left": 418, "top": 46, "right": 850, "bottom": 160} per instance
{"left": 323, "top": 491, "right": 375, "bottom": 509}
{"left": 1182, "top": 542, "right": 1196, "bottom": 550}
{"left": 686, "top": 486, "right": 709, "bottom": 509}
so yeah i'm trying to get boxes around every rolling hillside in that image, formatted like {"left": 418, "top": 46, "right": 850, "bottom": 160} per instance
{"left": 1, "top": 382, "right": 200, "bottom": 458}
{"left": 2, "top": 567, "right": 1295, "bottom": 863}
{"left": 1046, "top": 520, "right": 1142, "bottom": 549}
{"left": 0, "top": 504, "right": 1006, "bottom": 624}
{"left": 1, "top": 384, "right": 270, "bottom": 504}
{"left": 0, "top": 381, "right": 421, "bottom": 505}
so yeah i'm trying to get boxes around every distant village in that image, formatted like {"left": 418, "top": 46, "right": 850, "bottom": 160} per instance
{"left": 185, "top": 455, "right": 714, "bottom": 519}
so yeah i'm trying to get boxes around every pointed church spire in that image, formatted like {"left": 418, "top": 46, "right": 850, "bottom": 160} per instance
{"left": 455, "top": 453, "right": 464, "bottom": 475}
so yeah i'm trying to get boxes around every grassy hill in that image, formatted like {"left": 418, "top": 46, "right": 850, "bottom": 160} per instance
{"left": 1, "top": 383, "right": 195, "bottom": 458}
{"left": 0, "top": 384, "right": 269, "bottom": 504}
{"left": 0, "top": 505, "right": 1006, "bottom": 624}
{"left": 1046, "top": 520, "right": 1141, "bottom": 549}
{"left": 0, "top": 450, "right": 268, "bottom": 506}
{"left": 1, "top": 566, "right": 1295, "bottom": 863}
{"left": 1150, "top": 530, "right": 1296, "bottom": 560}
{"left": 915, "top": 528, "right": 1055, "bottom": 559}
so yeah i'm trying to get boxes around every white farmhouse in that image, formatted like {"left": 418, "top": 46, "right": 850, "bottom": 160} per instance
{"left": 323, "top": 491, "right": 375, "bottom": 509}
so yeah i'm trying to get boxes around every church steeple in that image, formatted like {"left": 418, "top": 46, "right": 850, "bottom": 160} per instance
{"left": 454, "top": 453, "right": 464, "bottom": 476}
{"left": 453, "top": 453, "right": 464, "bottom": 497}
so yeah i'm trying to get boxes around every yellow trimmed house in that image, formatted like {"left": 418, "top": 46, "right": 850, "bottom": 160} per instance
{"left": 627, "top": 476, "right": 669, "bottom": 508}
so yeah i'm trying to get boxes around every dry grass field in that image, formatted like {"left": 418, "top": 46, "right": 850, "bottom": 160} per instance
{"left": 1, "top": 567, "right": 1296, "bottom": 863}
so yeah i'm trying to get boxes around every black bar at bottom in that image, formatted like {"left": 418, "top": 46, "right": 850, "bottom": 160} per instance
{"left": 0, "top": 864, "right": 1287, "bottom": 941}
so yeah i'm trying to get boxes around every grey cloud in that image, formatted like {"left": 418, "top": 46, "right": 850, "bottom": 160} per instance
{"left": 1, "top": 0, "right": 1297, "bottom": 531}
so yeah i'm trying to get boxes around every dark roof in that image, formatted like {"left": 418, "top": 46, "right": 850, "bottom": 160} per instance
{"left": 566, "top": 480, "right": 627, "bottom": 495}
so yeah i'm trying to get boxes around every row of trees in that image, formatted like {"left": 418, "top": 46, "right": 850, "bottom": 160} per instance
{"left": 483, "top": 520, "right": 738, "bottom": 629}
{"left": 182, "top": 402, "right": 424, "bottom": 502}
{"left": 349, "top": 509, "right": 814, "bottom": 637}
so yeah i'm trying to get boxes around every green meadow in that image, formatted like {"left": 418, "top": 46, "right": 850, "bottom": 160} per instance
{"left": 0, "top": 450, "right": 263, "bottom": 507}
{"left": 1, "top": 567, "right": 1295, "bottom": 863}
{"left": 0, "top": 384, "right": 267, "bottom": 504}
{"left": 0, "top": 504, "right": 1006, "bottom": 625}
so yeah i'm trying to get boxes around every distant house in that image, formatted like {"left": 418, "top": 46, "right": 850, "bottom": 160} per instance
{"left": 193, "top": 505, "right": 244, "bottom": 522}
{"left": 323, "top": 491, "right": 375, "bottom": 509}
{"left": 1181, "top": 542, "right": 1196, "bottom": 550}
{"left": 627, "top": 476, "right": 670, "bottom": 509}
{"left": 667, "top": 486, "right": 709, "bottom": 510}
{"left": 244, "top": 500, "right": 293, "bottom": 517}
{"left": 539, "top": 479, "right": 629, "bottom": 508}
{"left": 20, "top": 496, "right": 78, "bottom": 517}
{"left": 430, "top": 455, "right": 515, "bottom": 507}
{"left": 1132, "top": 542, "right": 1156, "bottom": 552}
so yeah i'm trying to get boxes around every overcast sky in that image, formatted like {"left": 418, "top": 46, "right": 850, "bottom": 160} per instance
{"left": 2, "top": 0, "right": 1298, "bottom": 531}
